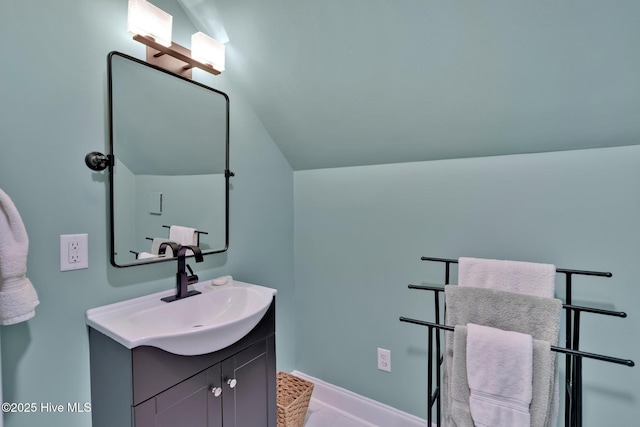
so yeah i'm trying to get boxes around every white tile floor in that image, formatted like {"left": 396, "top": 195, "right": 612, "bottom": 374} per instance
{"left": 292, "top": 371, "right": 427, "bottom": 427}
{"left": 303, "top": 399, "right": 373, "bottom": 427}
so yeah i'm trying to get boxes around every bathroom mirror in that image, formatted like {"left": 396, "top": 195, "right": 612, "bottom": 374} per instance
{"left": 108, "top": 51, "right": 230, "bottom": 267}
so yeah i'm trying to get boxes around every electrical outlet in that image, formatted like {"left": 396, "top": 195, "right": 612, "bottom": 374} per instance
{"left": 60, "top": 234, "right": 88, "bottom": 271}
{"left": 69, "top": 241, "right": 80, "bottom": 263}
{"left": 377, "top": 348, "right": 391, "bottom": 372}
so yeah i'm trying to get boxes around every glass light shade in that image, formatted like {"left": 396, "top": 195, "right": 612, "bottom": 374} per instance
{"left": 191, "top": 32, "right": 225, "bottom": 71}
{"left": 128, "top": 0, "right": 173, "bottom": 48}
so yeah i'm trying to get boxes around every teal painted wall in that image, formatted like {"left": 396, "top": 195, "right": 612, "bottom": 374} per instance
{"left": 207, "top": 0, "right": 640, "bottom": 170}
{"left": 0, "top": 1, "right": 294, "bottom": 427}
{"left": 2, "top": 1, "right": 638, "bottom": 426}
{"left": 294, "top": 146, "right": 640, "bottom": 426}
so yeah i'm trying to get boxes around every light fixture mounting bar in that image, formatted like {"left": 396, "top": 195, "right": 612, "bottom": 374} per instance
{"left": 133, "top": 34, "right": 222, "bottom": 76}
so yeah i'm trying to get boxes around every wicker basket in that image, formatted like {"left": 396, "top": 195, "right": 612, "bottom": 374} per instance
{"left": 276, "top": 371, "right": 314, "bottom": 427}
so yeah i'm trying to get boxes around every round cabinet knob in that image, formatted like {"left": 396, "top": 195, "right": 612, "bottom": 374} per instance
{"left": 210, "top": 386, "right": 222, "bottom": 397}
{"left": 226, "top": 378, "right": 237, "bottom": 389}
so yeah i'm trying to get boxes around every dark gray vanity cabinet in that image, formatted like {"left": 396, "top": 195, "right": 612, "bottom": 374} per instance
{"left": 89, "top": 300, "right": 276, "bottom": 427}
{"left": 133, "top": 363, "right": 222, "bottom": 427}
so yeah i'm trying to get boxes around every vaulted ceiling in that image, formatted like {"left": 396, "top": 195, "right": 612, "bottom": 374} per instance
{"left": 180, "top": 0, "right": 640, "bottom": 170}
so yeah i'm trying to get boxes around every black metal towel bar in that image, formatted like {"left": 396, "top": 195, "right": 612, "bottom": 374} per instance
{"left": 408, "top": 284, "right": 628, "bottom": 319}
{"left": 401, "top": 256, "right": 634, "bottom": 427}
{"left": 420, "top": 256, "right": 612, "bottom": 283}
{"left": 399, "top": 316, "right": 634, "bottom": 367}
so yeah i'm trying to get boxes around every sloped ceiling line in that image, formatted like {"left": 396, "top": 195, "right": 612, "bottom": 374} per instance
{"left": 180, "top": 0, "right": 640, "bottom": 171}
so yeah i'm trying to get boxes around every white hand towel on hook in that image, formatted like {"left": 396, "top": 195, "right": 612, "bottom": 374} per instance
{"left": 458, "top": 257, "right": 556, "bottom": 298}
{"left": 0, "top": 188, "right": 40, "bottom": 325}
{"left": 467, "top": 323, "right": 533, "bottom": 427}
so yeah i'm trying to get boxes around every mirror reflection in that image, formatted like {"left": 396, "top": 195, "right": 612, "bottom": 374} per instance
{"left": 108, "top": 51, "right": 230, "bottom": 267}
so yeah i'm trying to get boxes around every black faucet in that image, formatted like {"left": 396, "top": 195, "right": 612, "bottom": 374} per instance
{"left": 161, "top": 245, "right": 204, "bottom": 303}
{"left": 158, "top": 241, "right": 180, "bottom": 257}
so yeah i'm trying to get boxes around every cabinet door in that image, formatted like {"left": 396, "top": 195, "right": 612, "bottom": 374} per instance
{"left": 221, "top": 338, "right": 276, "bottom": 427}
{"left": 134, "top": 364, "right": 223, "bottom": 427}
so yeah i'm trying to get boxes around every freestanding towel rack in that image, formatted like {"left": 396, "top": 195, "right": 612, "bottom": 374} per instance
{"left": 128, "top": 227, "right": 209, "bottom": 260}
{"left": 399, "top": 256, "right": 634, "bottom": 427}
{"left": 161, "top": 224, "right": 208, "bottom": 245}
{"left": 144, "top": 225, "right": 209, "bottom": 246}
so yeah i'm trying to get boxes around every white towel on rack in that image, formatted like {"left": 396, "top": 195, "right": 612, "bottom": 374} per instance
{"left": 466, "top": 323, "right": 533, "bottom": 427}
{"left": 151, "top": 237, "right": 173, "bottom": 255}
{"left": 137, "top": 252, "right": 157, "bottom": 260}
{"left": 449, "top": 325, "right": 557, "bottom": 427}
{"left": 458, "top": 257, "right": 556, "bottom": 298}
{"left": 168, "top": 225, "right": 197, "bottom": 246}
{"left": 0, "top": 189, "right": 40, "bottom": 325}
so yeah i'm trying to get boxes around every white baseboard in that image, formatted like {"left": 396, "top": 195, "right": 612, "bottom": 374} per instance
{"left": 291, "top": 371, "right": 429, "bottom": 427}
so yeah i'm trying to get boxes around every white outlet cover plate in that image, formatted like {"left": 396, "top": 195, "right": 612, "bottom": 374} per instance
{"left": 60, "top": 234, "right": 88, "bottom": 271}
{"left": 378, "top": 347, "right": 391, "bottom": 372}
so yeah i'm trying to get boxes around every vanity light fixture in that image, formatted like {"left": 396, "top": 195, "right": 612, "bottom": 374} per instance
{"left": 191, "top": 32, "right": 225, "bottom": 72}
{"left": 127, "top": 0, "right": 172, "bottom": 48}
{"left": 127, "top": 0, "right": 224, "bottom": 78}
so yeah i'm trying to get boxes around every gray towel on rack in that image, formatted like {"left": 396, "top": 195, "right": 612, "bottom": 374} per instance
{"left": 448, "top": 325, "right": 475, "bottom": 427}
{"left": 444, "top": 284, "right": 562, "bottom": 342}
{"left": 448, "top": 325, "right": 557, "bottom": 427}
{"left": 443, "top": 285, "right": 562, "bottom": 427}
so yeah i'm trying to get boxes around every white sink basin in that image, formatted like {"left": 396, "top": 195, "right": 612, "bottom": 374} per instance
{"left": 86, "top": 280, "right": 277, "bottom": 356}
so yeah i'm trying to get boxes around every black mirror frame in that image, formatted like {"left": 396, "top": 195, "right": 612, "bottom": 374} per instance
{"left": 107, "top": 51, "right": 232, "bottom": 268}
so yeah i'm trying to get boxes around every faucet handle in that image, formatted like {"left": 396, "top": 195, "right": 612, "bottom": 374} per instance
{"left": 186, "top": 264, "right": 199, "bottom": 284}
